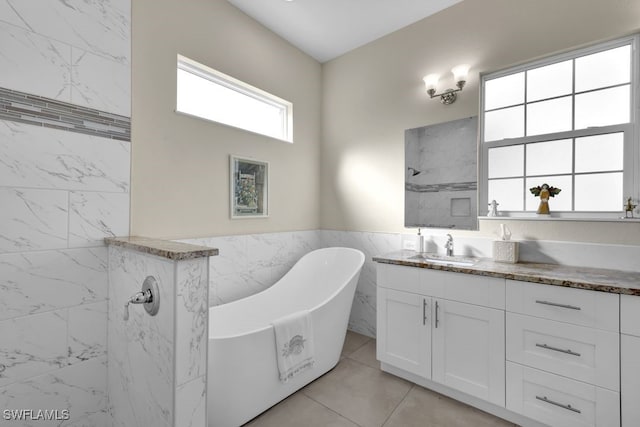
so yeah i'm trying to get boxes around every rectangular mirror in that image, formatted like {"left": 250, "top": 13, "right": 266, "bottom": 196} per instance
{"left": 405, "top": 116, "right": 478, "bottom": 230}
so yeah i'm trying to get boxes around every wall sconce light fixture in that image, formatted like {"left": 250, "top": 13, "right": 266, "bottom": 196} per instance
{"left": 423, "top": 64, "right": 470, "bottom": 105}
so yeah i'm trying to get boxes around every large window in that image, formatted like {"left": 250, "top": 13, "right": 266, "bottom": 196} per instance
{"left": 177, "top": 55, "right": 293, "bottom": 142}
{"left": 480, "top": 36, "right": 638, "bottom": 217}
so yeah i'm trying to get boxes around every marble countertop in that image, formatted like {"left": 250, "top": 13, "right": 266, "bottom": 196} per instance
{"left": 105, "top": 236, "right": 219, "bottom": 260}
{"left": 373, "top": 250, "right": 640, "bottom": 295}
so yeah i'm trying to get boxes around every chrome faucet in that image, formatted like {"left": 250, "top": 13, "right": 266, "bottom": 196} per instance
{"left": 444, "top": 234, "right": 454, "bottom": 256}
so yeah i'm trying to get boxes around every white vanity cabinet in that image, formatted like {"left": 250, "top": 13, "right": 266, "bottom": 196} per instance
{"left": 376, "top": 264, "right": 506, "bottom": 406}
{"left": 376, "top": 258, "right": 638, "bottom": 427}
{"left": 506, "top": 280, "right": 620, "bottom": 427}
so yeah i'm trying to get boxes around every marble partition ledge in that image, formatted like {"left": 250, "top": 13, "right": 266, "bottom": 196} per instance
{"left": 106, "top": 236, "right": 218, "bottom": 261}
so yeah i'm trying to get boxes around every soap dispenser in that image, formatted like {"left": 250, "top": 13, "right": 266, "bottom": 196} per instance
{"left": 417, "top": 228, "right": 425, "bottom": 253}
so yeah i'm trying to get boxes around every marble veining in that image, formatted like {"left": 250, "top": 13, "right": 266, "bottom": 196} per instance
{"left": 0, "top": 310, "right": 68, "bottom": 388}
{"left": 0, "top": 248, "right": 107, "bottom": 320}
{"left": 71, "top": 47, "right": 130, "bottom": 116}
{"left": 105, "top": 236, "right": 218, "bottom": 260}
{"left": 175, "top": 258, "right": 209, "bottom": 386}
{"left": 0, "top": 21, "right": 71, "bottom": 102}
{"left": 0, "top": 119, "right": 131, "bottom": 191}
{"left": 0, "top": 0, "right": 131, "bottom": 65}
{"left": 67, "top": 301, "right": 107, "bottom": 365}
{"left": 0, "top": 357, "right": 107, "bottom": 427}
{"left": 69, "top": 192, "right": 129, "bottom": 247}
{"left": 374, "top": 250, "right": 640, "bottom": 295}
{"left": 174, "top": 376, "right": 206, "bottom": 427}
{"left": 0, "top": 188, "right": 69, "bottom": 253}
{"left": 107, "top": 246, "right": 174, "bottom": 427}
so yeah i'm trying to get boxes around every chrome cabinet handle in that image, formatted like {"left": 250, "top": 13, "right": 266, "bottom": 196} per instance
{"left": 536, "top": 395, "right": 581, "bottom": 414}
{"left": 435, "top": 301, "right": 440, "bottom": 328}
{"left": 423, "top": 299, "right": 427, "bottom": 325}
{"left": 536, "top": 343, "right": 581, "bottom": 357}
{"left": 535, "top": 300, "right": 581, "bottom": 311}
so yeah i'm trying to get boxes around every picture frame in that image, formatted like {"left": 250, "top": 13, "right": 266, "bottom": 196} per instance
{"left": 230, "top": 155, "right": 269, "bottom": 219}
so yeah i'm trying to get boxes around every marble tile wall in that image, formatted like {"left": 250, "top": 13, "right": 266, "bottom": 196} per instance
{"left": 181, "top": 230, "right": 322, "bottom": 306}
{"left": 0, "top": 0, "right": 130, "bottom": 116}
{"left": 0, "top": 0, "right": 131, "bottom": 425}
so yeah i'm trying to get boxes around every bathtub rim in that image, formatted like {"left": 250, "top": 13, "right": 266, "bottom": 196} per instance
{"left": 208, "top": 247, "right": 365, "bottom": 339}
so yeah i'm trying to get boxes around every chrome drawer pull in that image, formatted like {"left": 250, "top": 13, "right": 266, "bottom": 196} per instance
{"left": 536, "top": 395, "right": 581, "bottom": 414}
{"left": 435, "top": 300, "right": 440, "bottom": 328}
{"left": 536, "top": 343, "right": 581, "bottom": 357}
{"left": 535, "top": 300, "right": 581, "bottom": 310}
{"left": 423, "top": 299, "right": 427, "bottom": 325}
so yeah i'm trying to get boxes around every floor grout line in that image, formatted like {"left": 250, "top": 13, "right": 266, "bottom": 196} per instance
{"left": 380, "top": 384, "right": 414, "bottom": 427}
{"left": 301, "top": 390, "right": 364, "bottom": 427}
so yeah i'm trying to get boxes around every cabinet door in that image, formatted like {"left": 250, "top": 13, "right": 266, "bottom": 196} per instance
{"left": 621, "top": 334, "right": 640, "bottom": 427}
{"left": 432, "top": 299, "right": 505, "bottom": 406}
{"left": 377, "top": 287, "right": 431, "bottom": 378}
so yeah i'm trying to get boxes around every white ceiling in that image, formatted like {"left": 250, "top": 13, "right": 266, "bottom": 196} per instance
{"left": 227, "top": 0, "right": 463, "bottom": 63}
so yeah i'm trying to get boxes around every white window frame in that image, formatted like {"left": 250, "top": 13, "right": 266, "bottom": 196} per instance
{"left": 176, "top": 55, "right": 293, "bottom": 143}
{"left": 479, "top": 35, "right": 639, "bottom": 219}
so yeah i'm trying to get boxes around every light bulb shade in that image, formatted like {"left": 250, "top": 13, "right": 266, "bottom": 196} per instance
{"left": 423, "top": 74, "right": 440, "bottom": 90}
{"left": 451, "top": 64, "right": 470, "bottom": 83}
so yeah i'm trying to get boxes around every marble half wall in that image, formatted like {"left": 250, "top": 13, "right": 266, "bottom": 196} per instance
{"left": 107, "top": 243, "right": 209, "bottom": 427}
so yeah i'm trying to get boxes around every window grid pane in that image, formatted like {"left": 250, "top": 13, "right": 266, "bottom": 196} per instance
{"left": 481, "top": 39, "right": 634, "bottom": 215}
{"left": 483, "top": 43, "right": 632, "bottom": 140}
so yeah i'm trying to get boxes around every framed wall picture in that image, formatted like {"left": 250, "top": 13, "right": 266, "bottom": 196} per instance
{"left": 230, "top": 155, "right": 269, "bottom": 219}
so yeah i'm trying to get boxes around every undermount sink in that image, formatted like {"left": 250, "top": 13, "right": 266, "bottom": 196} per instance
{"left": 408, "top": 253, "right": 477, "bottom": 267}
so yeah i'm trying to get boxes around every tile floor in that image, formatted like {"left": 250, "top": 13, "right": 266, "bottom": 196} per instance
{"left": 245, "top": 331, "right": 518, "bottom": 427}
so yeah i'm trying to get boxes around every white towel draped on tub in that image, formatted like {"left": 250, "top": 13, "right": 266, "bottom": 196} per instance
{"left": 272, "top": 310, "right": 315, "bottom": 382}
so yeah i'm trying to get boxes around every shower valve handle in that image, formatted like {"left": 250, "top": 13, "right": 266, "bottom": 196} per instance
{"left": 123, "top": 276, "right": 160, "bottom": 321}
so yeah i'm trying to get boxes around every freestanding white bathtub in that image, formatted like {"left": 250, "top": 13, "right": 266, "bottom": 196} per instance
{"left": 207, "top": 247, "right": 365, "bottom": 427}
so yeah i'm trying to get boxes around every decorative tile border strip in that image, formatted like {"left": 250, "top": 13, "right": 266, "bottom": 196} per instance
{"left": 0, "top": 87, "right": 130, "bottom": 141}
{"left": 406, "top": 181, "right": 477, "bottom": 193}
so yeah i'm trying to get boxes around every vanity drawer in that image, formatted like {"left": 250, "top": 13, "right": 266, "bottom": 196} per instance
{"left": 377, "top": 264, "right": 422, "bottom": 294}
{"left": 506, "top": 280, "right": 619, "bottom": 332}
{"left": 507, "top": 362, "right": 620, "bottom": 427}
{"left": 377, "top": 264, "right": 505, "bottom": 309}
{"left": 506, "top": 313, "right": 619, "bottom": 391}
{"left": 421, "top": 269, "right": 505, "bottom": 310}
